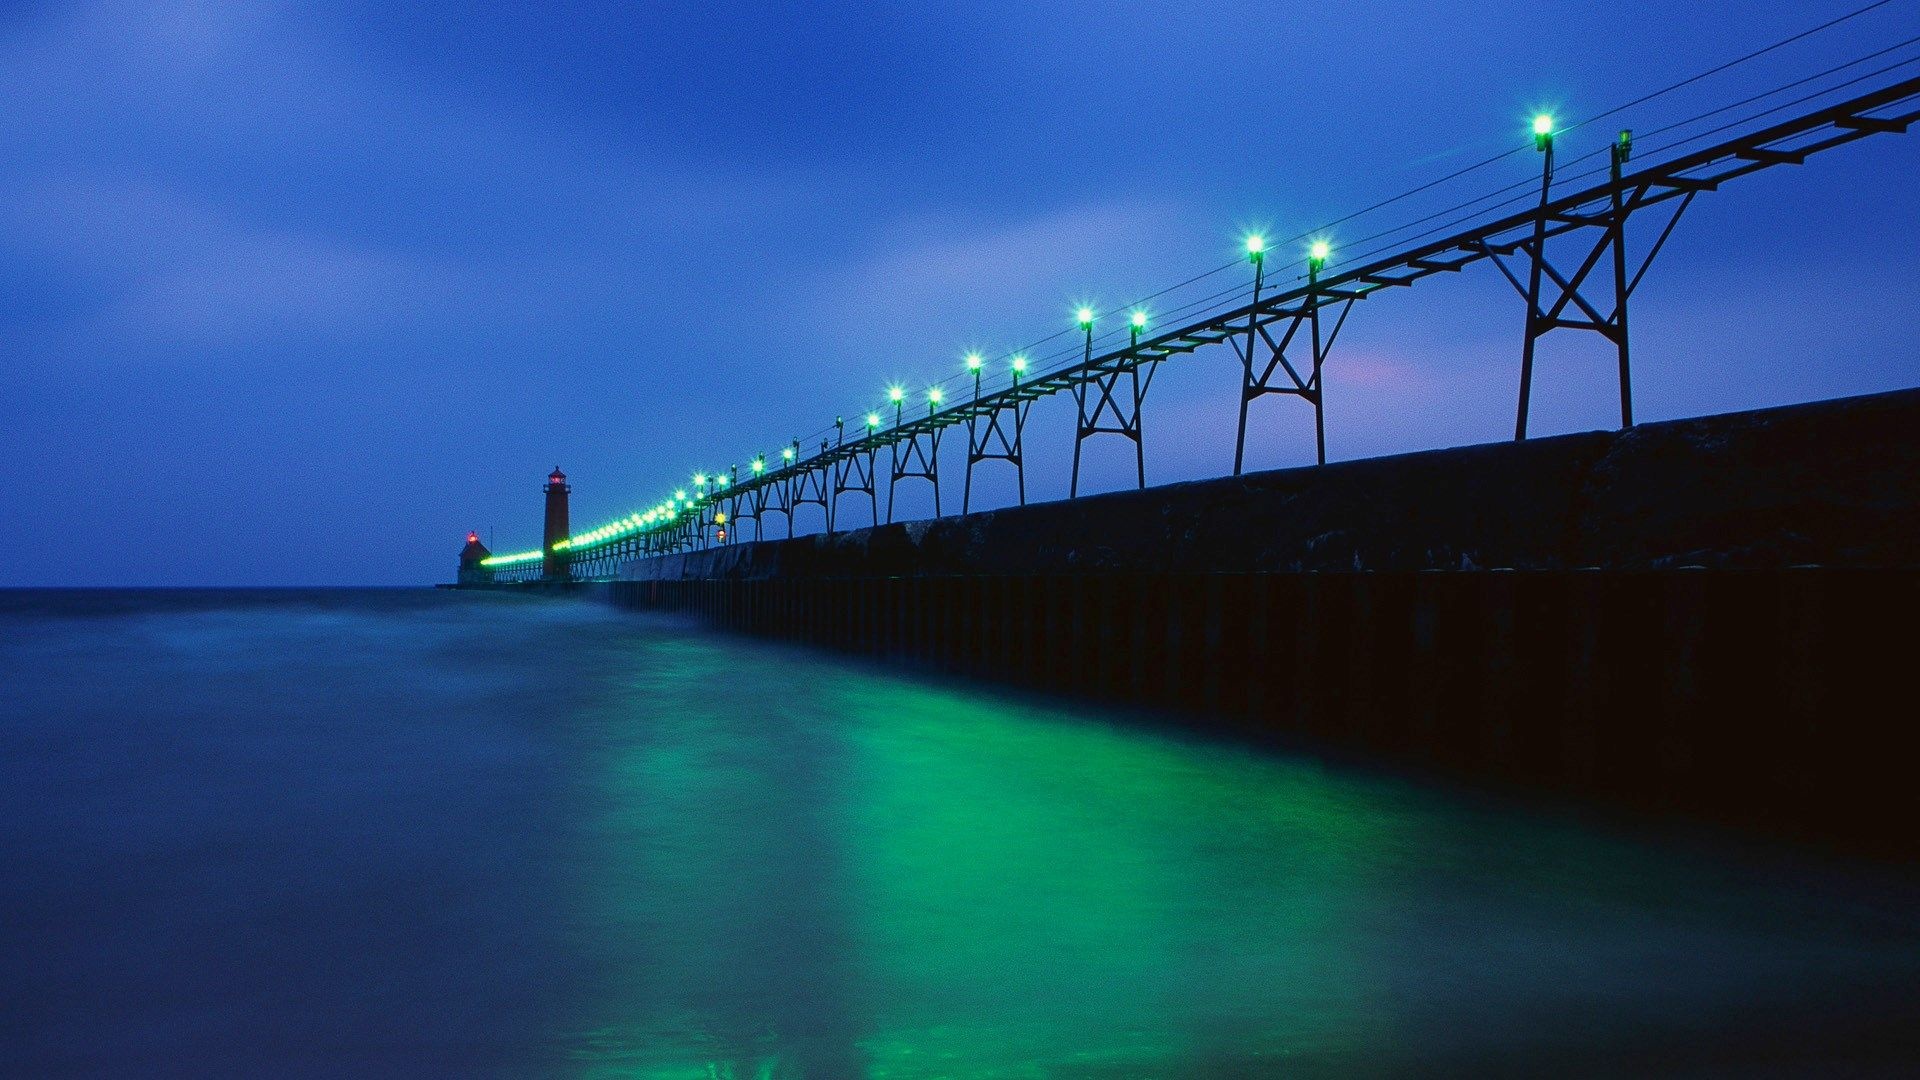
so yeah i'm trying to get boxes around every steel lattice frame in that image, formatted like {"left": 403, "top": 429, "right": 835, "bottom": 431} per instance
{"left": 544, "top": 76, "right": 1919, "bottom": 575}
{"left": 963, "top": 367, "right": 1031, "bottom": 514}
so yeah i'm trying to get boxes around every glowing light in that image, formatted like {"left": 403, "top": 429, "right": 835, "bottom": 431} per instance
{"left": 694, "top": 473, "right": 707, "bottom": 485}
{"left": 1310, "top": 240, "right": 1330, "bottom": 263}
{"left": 1012, "top": 355, "right": 1028, "bottom": 373}
{"left": 1131, "top": 310, "right": 1147, "bottom": 329}
{"left": 928, "top": 388, "right": 943, "bottom": 405}
{"left": 866, "top": 412, "right": 880, "bottom": 427}
{"left": 716, "top": 511, "right": 727, "bottom": 524}
{"left": 1246, "top": 234, "right": 1265, "bottom": 257}
{"left": 479, "top": 549, "right": 544, "bottom": 567}
{"left": 966, "top": 353, "right": 982, "bottom": 370}
{"left": 1076, "top": 306, "right": 1094, "bottom": 326}
{"left": 752, "top": 458, "right": 765, "bottom": 474}
{"left": 674, "top": 489, "right": 686, "bottom": 500}
{"left": 782, "top": 446, "right": 795, "bottom": 460}
{"left": 888, "top": 385, "right": 904, "bottom": 402}
{"left": 1533, "top": 113, "right": 1553, "bottom": 136}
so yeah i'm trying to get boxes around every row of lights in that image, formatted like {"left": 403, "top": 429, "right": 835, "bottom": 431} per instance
{"left": 1243, "top": 234, "right": 1332, "bottom": 265}
{"left": 553, "top": 487, "right": 714, "bottom": 552}
{"left": 479, "top": 548, "right": 544, "bottom": 567}
{"left": 546, "top": 233, "right": 1350, "bottom": 558}
{"left": 498, "top": 113, "right": 1574, "bottom": 563}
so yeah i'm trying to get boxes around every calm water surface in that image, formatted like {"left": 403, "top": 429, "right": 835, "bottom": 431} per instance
{"left": 3, "top": 588, "right": 1918, "bottom": 1078}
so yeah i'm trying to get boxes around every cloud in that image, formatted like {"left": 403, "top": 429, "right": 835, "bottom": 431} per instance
{"left": 0, "top": 0, "right": 829, "bottom": 356}
{"left": 788, "top": 196, "right": 1198, "bottom": 352}
{"left": 0, "top": 177, "right": 483, "bottom": 347}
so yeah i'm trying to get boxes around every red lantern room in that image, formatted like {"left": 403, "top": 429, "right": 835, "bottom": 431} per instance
{"left": 457, "top": 530, "right": 493, "bottom": 584}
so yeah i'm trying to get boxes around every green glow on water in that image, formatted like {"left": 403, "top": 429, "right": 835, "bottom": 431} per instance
{"left": 567, "top": 643, "right": 1412, "bottom": 1077}
{"left": 551, "top": 634, "right": 1920, "bottom": 1079}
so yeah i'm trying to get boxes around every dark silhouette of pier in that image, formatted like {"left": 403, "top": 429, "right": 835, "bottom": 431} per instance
{"left": 455, "top": 78, "right": 1920, "bottom": 856}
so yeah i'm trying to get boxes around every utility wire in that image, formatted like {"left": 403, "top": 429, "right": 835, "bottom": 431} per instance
{"left": 1564, "top": 0, "right": 1902, "bottom": 135}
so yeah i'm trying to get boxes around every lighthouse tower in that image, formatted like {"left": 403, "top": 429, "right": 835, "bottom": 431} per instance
{"left": 543, "top": 467, "right": 571, "bottom": 580}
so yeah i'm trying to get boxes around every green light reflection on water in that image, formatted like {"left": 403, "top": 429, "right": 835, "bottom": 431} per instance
{"left": 560, "top": 632, "right": 1420, "bottom": 1078}
{"left": 833, "top": 673, "right": 1398, "bottom": 1076}
{"left": 550, "top": 629, "right": 1920, "bottom": 1079}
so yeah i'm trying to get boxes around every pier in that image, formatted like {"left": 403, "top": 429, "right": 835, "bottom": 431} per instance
{"left": 604, "top": 389, "right": 1919, "bottom": 856}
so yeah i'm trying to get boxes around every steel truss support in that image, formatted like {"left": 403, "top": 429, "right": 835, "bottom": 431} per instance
{"left": 785, "top": 438, "right": 831, "bottom": 537}
{"left": 750, "top": 471, "right": 787, "bottom": 541}
{"left": 723, "top": 466, "right": 757, "bottom": 543}
{"left": 686, "top": 503, "right": 707, "bottom": 551}
{"left": 1491, "top": 131, "right": 1694, "bottom": 439}
{"left": 1231, "top": 256, "right": 1350, "bottom": 474}
{"left": 1069, "top": 322, "right": 1161, "bottom": 498}
{"left": 963, "top": 369, "right": 1030, "bottom": 514}
{"left": 829, "top": 417, "right": 879, "bottom": 533}
{"left": 887, "top": 422, "right": 943, "bottom": 524}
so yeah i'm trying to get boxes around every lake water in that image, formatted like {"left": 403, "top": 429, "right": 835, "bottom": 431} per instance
{"left": 4, "top": 588, "right": 1918, "bottom": 1077}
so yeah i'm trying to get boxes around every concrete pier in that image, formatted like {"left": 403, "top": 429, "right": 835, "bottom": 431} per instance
{"left": 607, "top": 389, "right": 1920, "bottom": 855}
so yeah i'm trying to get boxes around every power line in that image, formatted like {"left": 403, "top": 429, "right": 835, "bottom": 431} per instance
{"left": 1565, "top": 0, "right": 1903, "bottom": 135}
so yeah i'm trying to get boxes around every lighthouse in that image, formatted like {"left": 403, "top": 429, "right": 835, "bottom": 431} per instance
{"left": 543, "top": 467, "right": 571, "bottom": 580}
{"left": 456, "top": 531, "right": 493, "bottom": 584}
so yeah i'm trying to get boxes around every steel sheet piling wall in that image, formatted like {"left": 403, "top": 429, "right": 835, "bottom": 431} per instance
{"left": 609, "top": 568, "right": 1915, "bottom": 856}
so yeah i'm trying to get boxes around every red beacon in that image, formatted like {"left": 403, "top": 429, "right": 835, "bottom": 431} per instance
{"left": 457, "top": 529, "right": 493, "bottom": 585}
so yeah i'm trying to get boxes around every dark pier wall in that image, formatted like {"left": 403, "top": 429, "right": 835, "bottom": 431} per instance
{"left": 609, "top": 569, "right": 1912, "bottom": 855}
{"left": 606, "top": 389, "right": 1920, "bottom": 854}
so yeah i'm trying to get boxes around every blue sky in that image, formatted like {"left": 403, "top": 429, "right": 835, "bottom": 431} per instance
{"left": 3, "top": 0, "right": 1917, "bottom": 585}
